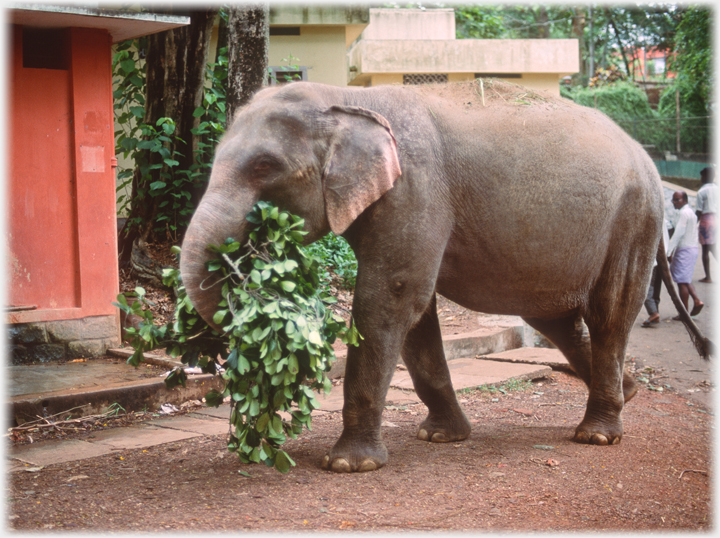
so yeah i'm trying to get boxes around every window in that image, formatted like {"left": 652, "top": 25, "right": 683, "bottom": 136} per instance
{"left": 268, "top": 66, "right": 308, "bottom": 85}
{"left": 403, "top": 74, "right": 448, "bottom": 85}
{"left": 270, "top": 27, "right": 300, "bottom": 36}
{"left": 22, "top": 27, "right": 69, "bottom": 70}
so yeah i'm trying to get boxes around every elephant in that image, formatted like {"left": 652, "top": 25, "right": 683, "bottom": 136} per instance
{"left": 180, "top": 79, "right": 697, "bottom": 473}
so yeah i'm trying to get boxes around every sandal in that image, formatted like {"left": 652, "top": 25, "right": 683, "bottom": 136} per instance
{"left": 641, "top": 316, "right": 660, "bottom": 327}
{"left": 672, "top": 316, "right": 682, "bottom": 321}
{"left": 699, "top": 277, "right": 712, "bottom": 283}
{"left": 690, "top": 302, "right": 704, "bottom": 316}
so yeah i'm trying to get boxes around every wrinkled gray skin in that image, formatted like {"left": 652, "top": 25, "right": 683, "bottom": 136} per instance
{"left": 181, "top": 81, "right": 664, "bottom": 473}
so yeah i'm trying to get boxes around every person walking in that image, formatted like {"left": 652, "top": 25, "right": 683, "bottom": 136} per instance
{"left": 641, "top": 222, "right": 670, "bottom": 327}
{"left": 695, "top": 166, "right": 717, "bottom": 283}
{"left": 668, "top": 190, "right": 703, "bottom": 319}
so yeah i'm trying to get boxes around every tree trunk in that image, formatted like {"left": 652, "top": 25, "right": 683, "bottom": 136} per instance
{"left": 119, "top": 8, "right": 218, "bottom": 269}
{"left": 225, "top": 3, "right": 269, "bottom": 122}
{"left": 605, "top": 8, "right": 633, "bottom": 81}
{"left": 571, "top": 7, "right": 586, "bottom": 79}
{"left": 537, "top": 6, "right": 549, "bottom": 39}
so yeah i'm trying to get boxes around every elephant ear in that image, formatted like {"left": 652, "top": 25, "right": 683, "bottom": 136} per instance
{"left": 322, "top": 105, "right": 402, "bottom": 235}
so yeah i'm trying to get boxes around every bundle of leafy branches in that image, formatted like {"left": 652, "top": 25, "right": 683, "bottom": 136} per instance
{"left": 115, "top": 201, "right": 360, "bottom": 473}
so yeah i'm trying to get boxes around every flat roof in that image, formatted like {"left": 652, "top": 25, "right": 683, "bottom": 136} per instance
{"left": 7, "top": 4, "right": 190, "bottom": 43}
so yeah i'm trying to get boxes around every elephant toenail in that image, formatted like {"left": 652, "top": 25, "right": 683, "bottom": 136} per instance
{"left": 331, "top": 458, "right": 352, "bottom": 473}
{"left": 321, "top": 455, "right": 330, "bottom": 469}
{"left": 417, "top": 429, "right": 429, "bottom": 441}
{"left": 611, "top": 436, "right": 621, "bottom": 445}
{"left": 431, "top": 432, "right": 449, "bottom": 443}
{"left": 591, "top": 433, "right": 609, "bottom": 445}
{"left": 357, "top": 459, "right": 378, "bottom": 472}
{"left": 574, "top": 431, "right": 590, "bottom": 444}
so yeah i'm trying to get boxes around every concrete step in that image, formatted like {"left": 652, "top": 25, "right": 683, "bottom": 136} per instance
{"left": 390, "top": 358, "right": 553, "bottom": 391}
{"left": 479, "top": 347, "right": 572, "bottom": 373}
{"left": 329, "top": 322, "right": 525, "bottom": 378}
{"left": 7, "top": 318, "right": 544, "bottom": 426}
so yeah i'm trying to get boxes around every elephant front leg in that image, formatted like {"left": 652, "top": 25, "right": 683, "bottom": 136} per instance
{"left": 403, "top": 294, "right": 471, "bottom": 443}
{"left": 321, "top": 338, "right": 396, "bottom": 473}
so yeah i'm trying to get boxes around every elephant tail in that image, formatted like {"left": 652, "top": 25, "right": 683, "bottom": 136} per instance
{"left": 657, "top": 239, "right": 714, "bottom": 360}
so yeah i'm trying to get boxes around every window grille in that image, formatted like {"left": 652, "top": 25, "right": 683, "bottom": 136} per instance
{"left": 268, "top": 66, "right": 308, "bottom": 85}
{"left": 403, "top": 74, "right": 448, "bottom": 85}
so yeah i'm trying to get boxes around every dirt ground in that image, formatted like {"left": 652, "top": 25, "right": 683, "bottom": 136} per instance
{"left": 7, "top": 249, "right": 714, "bottom": 532}
{"left": 7, "top": 369, "right": 712, "bottom": 532}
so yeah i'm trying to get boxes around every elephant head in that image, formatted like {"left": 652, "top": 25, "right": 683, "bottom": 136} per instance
{"left": 180, "top": 84, "right": 402, "bottom": 330}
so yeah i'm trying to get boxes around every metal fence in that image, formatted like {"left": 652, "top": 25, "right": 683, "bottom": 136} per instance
{"left": 614, "top": 116, "right": 712, "bottom": 154}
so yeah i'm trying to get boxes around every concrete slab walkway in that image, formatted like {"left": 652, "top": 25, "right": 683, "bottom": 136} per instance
{"left": 8, "top": 346, "right": 568, "bottom": 472}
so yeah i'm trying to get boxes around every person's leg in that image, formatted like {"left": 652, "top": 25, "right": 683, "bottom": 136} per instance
{"left": 701, "top": 245, "right": 712, "bottom": 282}
{"left": 688, "top": 283, "right": 704, "bottom": 315}
{"left": 642, "top": 267, "right": 660, "bottom": 325}
{"left": 677, "top": 283, "right": 690, "bottom": 311}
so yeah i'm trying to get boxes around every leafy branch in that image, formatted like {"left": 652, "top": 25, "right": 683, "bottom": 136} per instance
{"left": 114, "top": 202, "right": 361, "bottom": 472}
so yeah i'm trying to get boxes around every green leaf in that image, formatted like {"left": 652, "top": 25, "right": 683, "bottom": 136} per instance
{"left": 226, "top": 348, "right": 239, "bottom": 369}
{"left": 205, "top": 390, "right": 225, "bottom": 407}
{"left": 237, "top": 354, "right": 250, "bottom": 375}
{"left": 256, "top": 412, "right": 270, "bottom": 433}
{"left": 280, "top": 281, "right": 296, "bottom": 293}
{"left": 274, "top": 450, "right": 295, "bottom": 473}
{"left": 120, "top": 58, "right": 137, "bottom": 74}
{"left": 213, "top": 309, "right": 228, "bottom": 326}
{"left": 164, "top": 368, "right": 187, "bottom": 389}
{"left": 308, "top": 330, "right": 323, "bottom": 346}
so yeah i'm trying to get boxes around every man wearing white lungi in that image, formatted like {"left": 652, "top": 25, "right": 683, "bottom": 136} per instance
{"left": 695, "top": 167, "right": 717, "bottom": 282}
{"left": 668, "top": 191, "right": 704, "bottom": 318}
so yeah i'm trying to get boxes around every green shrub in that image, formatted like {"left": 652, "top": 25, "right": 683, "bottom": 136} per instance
{"left": 305, "top": 233, "right": 357, "bottom": 290}
{"left": 563, "top": 81, "right": 656, "bottom": 122}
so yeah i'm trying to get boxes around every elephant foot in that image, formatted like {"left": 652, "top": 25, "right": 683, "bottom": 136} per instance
{"left": 321, "top": 436, "right": 388, "bottom": 473}
{"left": 417, "top": 413, "right": 472, "bottom": 443}
{"left": 573, "top": 417, "right": 623, "bottom": 446}
{"left": 623, "top": 372, "right": 639, "bottom": 404}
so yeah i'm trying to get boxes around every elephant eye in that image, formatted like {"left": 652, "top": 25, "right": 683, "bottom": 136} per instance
{"left": 251, "top": 156, "right": 282, "bottom": 178}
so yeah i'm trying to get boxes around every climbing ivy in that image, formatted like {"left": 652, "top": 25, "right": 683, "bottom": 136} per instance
{"left": 115, "top": 202, "right": 360, "bottom": 472}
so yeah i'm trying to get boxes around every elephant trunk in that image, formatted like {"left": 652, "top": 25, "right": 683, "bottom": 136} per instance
{"left": 180, "top": 189, "right": 255, "bottom": 331}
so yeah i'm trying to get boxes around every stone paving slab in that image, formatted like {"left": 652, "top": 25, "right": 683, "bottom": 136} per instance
{"left": 390, "top": 358, "right": 553, "bottom": 391}
{"left": 10, "top": 439, "right": 115, "bottom": 467}
{"left": 85, "top": 424, "right": 200, "bottom": 450}
{"left": 148, "top": 415, "right": 228, "bottom": 436}
{"left": 7, "top": 360, "right": 163, "bottom": 398}
{"left": 480, "top": 347, "right": 571, "bottom": 371}
{"left": 189, "top": 406, "right": 231, "bottom": 420}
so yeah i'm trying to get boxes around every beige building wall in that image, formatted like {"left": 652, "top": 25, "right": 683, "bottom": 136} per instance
{"left": 348, "top": 37, "right": 579, "bottom": 95}
{"left": 347, "top": 8, "right": 579, "bottom": 96}
{"left": 270, "top": 26, "right": 348, "bottom": 87}
{"left": 359, "top": 8, "right": 455, "bottom": 40}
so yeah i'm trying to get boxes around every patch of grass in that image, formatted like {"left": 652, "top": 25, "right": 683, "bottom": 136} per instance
{"left": 459, "top": 378, "right": 534, "bottom": 395}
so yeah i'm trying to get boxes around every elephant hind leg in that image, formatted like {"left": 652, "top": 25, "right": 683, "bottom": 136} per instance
{"left": 522, "top": 314, "right": 638, "bottom": 405}
{"left": 522, "top": 312, "right": 639, "bottom": 446}
{"left": 403, "top": 294, "right": 471, "bottom": 443}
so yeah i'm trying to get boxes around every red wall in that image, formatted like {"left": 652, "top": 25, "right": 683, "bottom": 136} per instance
{"left": 8, "top": 26, "right": 119, "bottom": 324}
